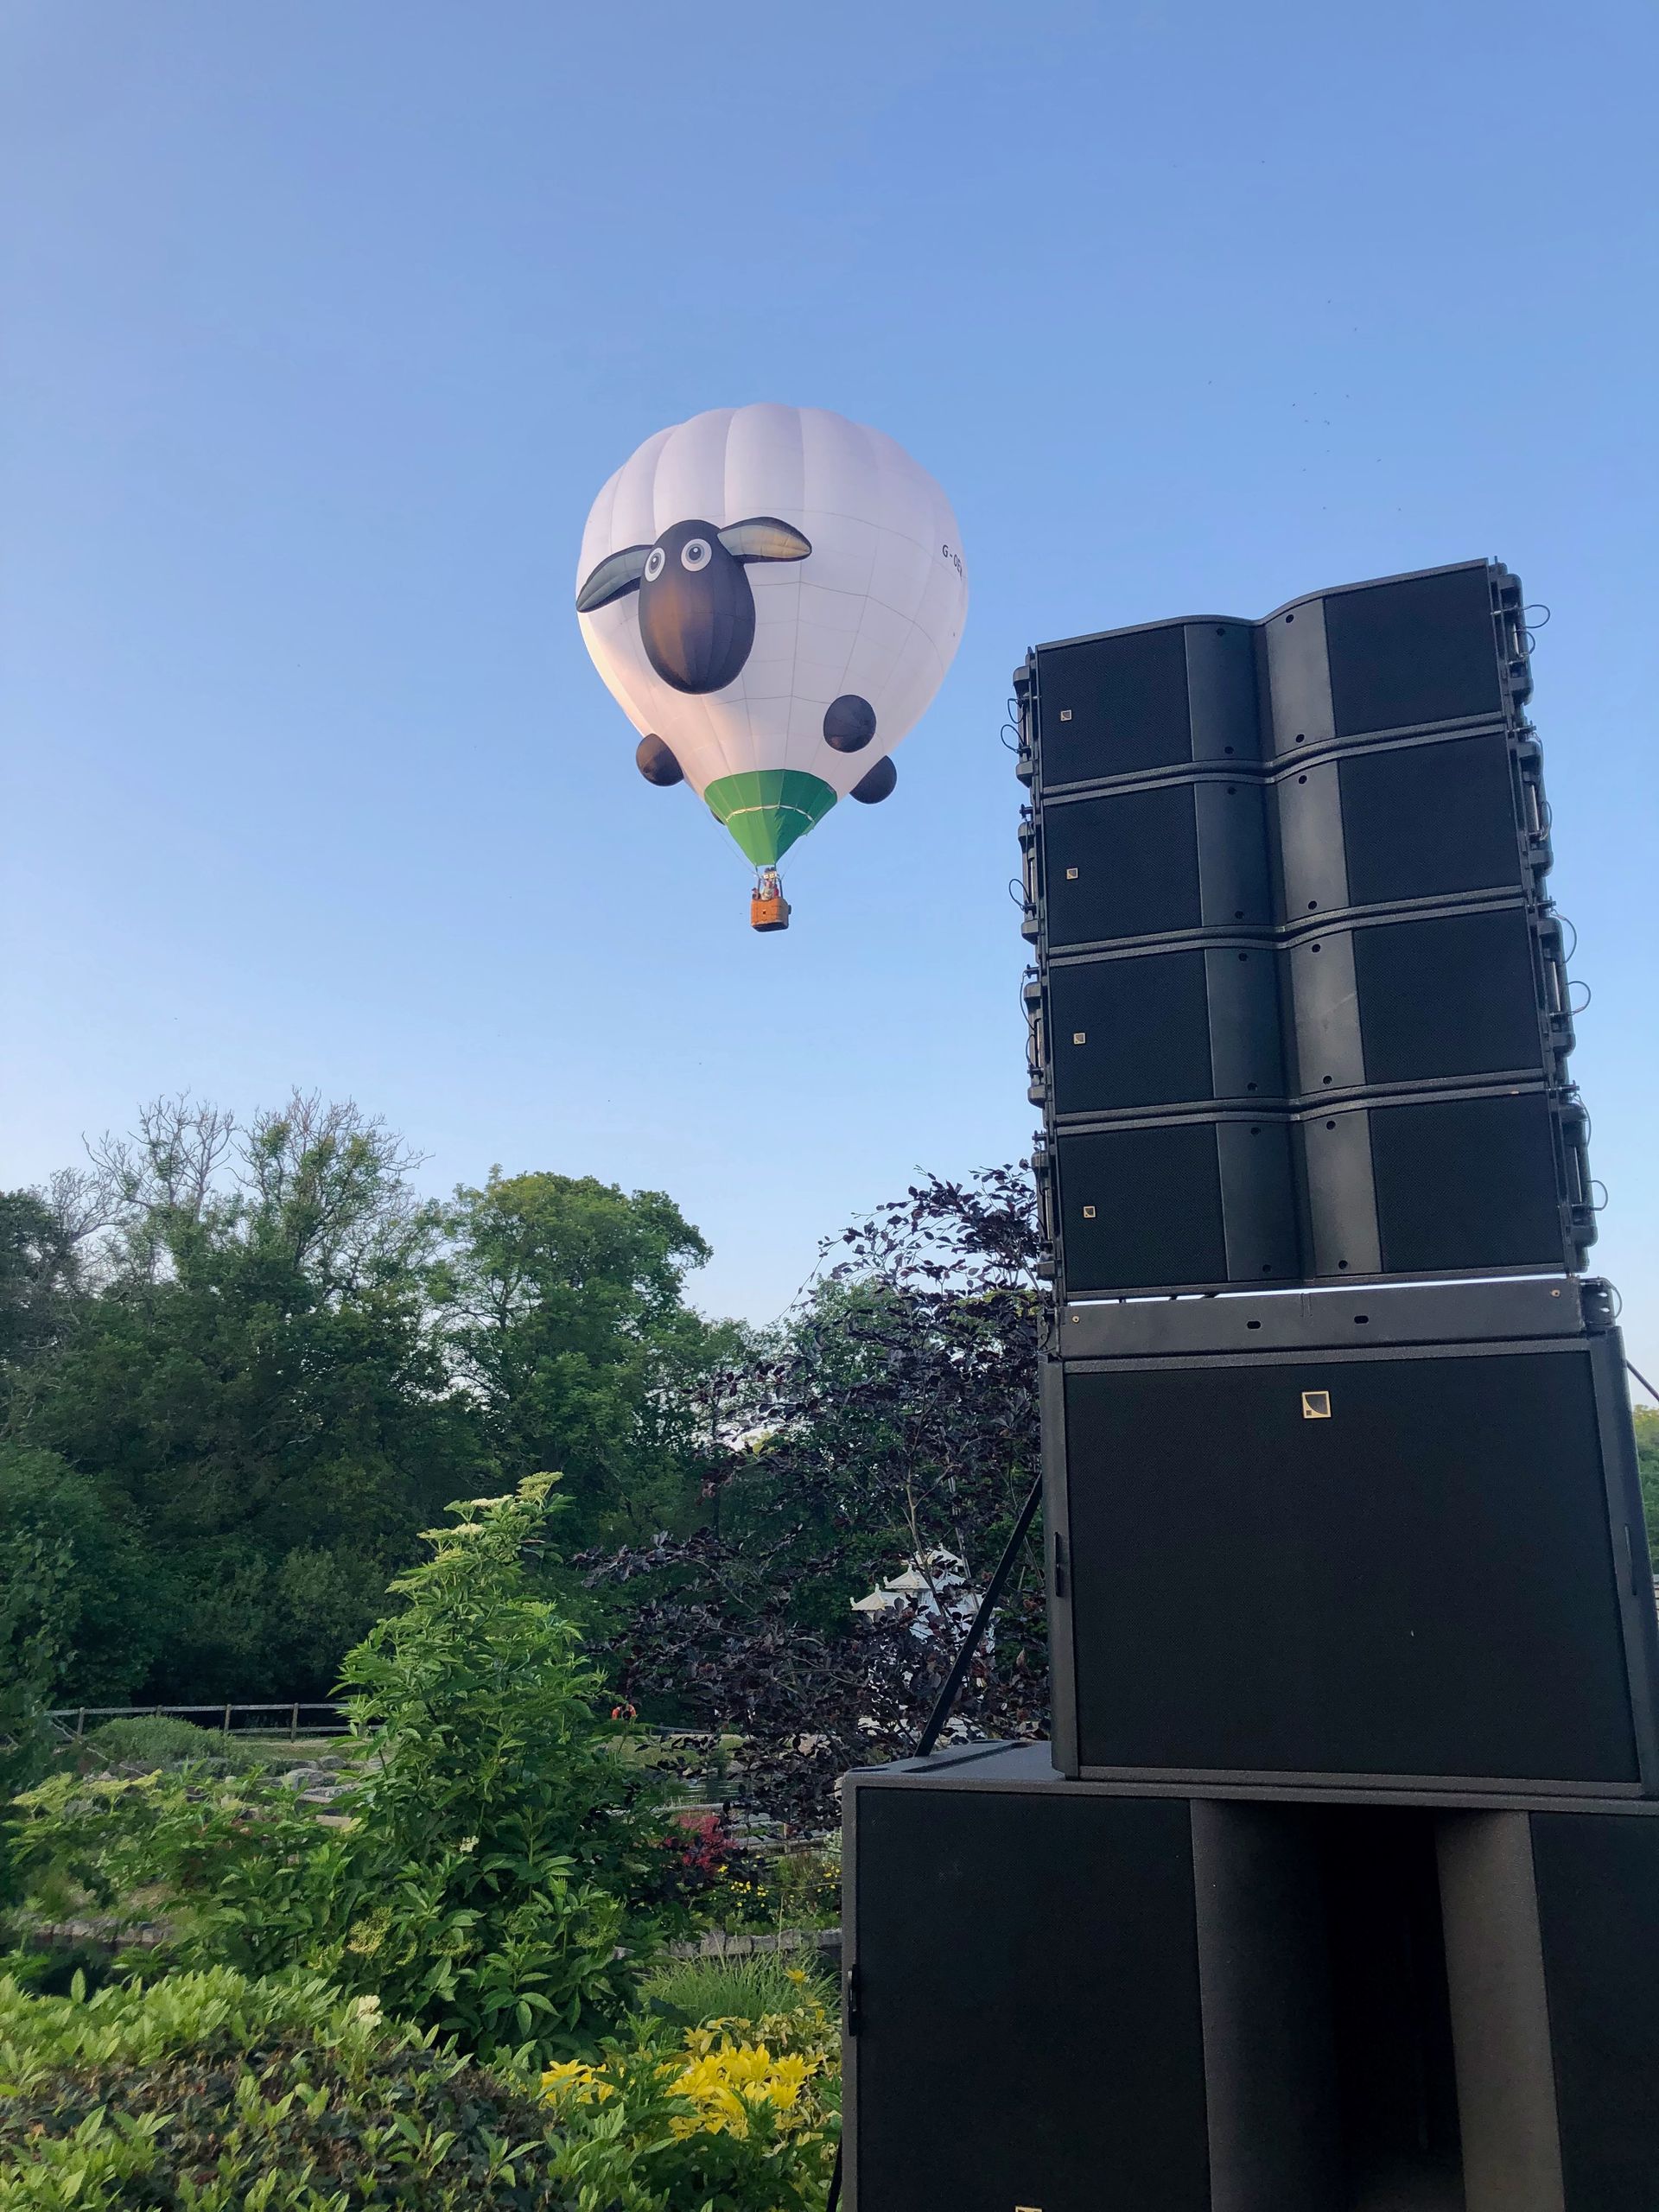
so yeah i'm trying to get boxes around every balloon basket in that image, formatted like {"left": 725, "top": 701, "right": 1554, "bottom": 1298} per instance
{"left": 751, "top": 868, "right": 791, "bottom": 933}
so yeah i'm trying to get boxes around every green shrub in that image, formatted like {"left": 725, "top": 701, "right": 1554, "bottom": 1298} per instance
{"left": 541, "top": 1998, "right": 840, "bottom": 2212}
{"left": 0, "top": 1965, "right": 565, "bottom": 2209}
{"left": 13, "top": 1478, "right": 673, "bottom": 2063}
{"left": 635, "top": 1949, "right": 835, "bottom": 2031}
{"left": 79, "top": 1715, "right": 270, "bottom": 1773}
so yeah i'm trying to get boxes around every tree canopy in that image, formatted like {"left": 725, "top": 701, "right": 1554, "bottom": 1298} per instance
{"left": 0, "top": 1095, "right": 734, "bottom": 1703}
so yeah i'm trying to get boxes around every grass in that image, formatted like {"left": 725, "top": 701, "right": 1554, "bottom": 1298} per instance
{"left": 635, "top": 1948, "right": 836, "bottom": 2029}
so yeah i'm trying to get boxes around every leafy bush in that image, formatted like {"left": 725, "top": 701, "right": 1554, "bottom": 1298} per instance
{"left": 0, "top": 1966, "right": 565, "bottom": 2209}
{"left": 13, "top": 1766, "right": 343, "bottom": 1979}
{"left": 541, "top": 1995, "right": 839, "bottom": 2212}
{"left": 635, "top": 1950, "right": 834, "bottom": 2031}
{"left": 79, "top": 1715, "right": 271, "bottom": 1773}
{"left": 13, "top": 1478, "right": 672, "bottom": 2063}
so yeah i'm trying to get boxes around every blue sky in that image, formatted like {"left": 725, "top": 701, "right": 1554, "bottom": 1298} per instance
{"left": 3, "top": 0, "right": 1656, "bottom": 1374}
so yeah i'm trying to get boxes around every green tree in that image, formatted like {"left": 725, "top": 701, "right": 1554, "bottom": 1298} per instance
{"left": 436, "top": 1171, "right": 738, "bottom": 1547}
{"left": 587, "top": 1169, "right": 1050, "bottom": 1824}
{"left": 0, "top": 1173, "right": 111, "bottom": 1389}
{"left": 5, "top": 1095, "right": 490, "bottom": 1700}
{"left": 0, "top": 1521, "right": 72, "bottom": 1900}
{"left": 0, "top": 1446, "right": 158, "bottom": 1703}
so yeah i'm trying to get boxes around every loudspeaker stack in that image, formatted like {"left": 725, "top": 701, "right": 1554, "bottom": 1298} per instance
{"left": 842, "top": 563, "right": 1659, "bottom": 2211}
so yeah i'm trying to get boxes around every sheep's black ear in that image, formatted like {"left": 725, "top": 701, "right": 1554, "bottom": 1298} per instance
{"left": 717, "top": 518, "right": 812, "bottom": 564}
{"left": 575, "top": 544, "right": 652, "bottom": 613}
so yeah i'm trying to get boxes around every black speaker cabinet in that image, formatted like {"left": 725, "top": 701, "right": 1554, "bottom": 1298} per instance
{"left": 1041, "top": 1080, "right": 1593, "bottom": 1295}
{"left": 1016, "top": 561, "right": 1582, "bottom": 1304}
{"left": 842, "top": 1745, "right": 1659, "bottom": 2212}
{"left": 1044, "top": 1290, "right": 1659, "bottom": 1796}
{"left": 1019, "top": 559, "right": 1533, "bottom": 801}
{"left": 1033, "top": 900, "right": 1572, "bottom": 1122}
{"left": 1032, "top": 731, "right": 1549, "bottom": 955}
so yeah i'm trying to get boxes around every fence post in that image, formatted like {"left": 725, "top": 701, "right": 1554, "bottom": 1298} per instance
{"left": 76, "top": 1708, "right": 86, "bottom": 1739}
{"left": 289, "top": 1702, "right": 299, "bottom": 1741}
{"left": 222, "top": 1702, "right": 232, "bottom": 1738}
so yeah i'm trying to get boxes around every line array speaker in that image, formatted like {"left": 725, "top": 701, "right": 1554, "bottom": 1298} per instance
{"left": 1014, "top": 560, "right": 1591, "bottom": 1300}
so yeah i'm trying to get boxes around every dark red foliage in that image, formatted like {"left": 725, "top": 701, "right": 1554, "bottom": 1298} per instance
{"left": 582, "top": 1169, "right": 1051, "bottom": 1828}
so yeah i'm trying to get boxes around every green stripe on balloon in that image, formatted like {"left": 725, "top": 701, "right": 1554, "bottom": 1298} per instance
{"left": 702, "top": 770, "right": 837, "bottom": 864}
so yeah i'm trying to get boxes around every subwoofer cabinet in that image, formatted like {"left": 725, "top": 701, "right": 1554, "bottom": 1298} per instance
{"left": 842, "top": 1744, "right": 1659, "bottom": 2212}
{"left": 1043, "top": 1280, "right": 1659, "bottom": 1796}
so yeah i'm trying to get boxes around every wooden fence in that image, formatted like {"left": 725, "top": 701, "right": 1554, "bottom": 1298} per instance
{"left": 46, "top": 1701, "right": 350, "bottom": 1740}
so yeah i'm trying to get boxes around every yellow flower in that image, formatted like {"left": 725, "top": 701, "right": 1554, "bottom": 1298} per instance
{"left": 661, "top": 2038, "right": 821, "bottom": 2139}
{"left": 541, "top": 2058, "right": 614, "bottom": 2107}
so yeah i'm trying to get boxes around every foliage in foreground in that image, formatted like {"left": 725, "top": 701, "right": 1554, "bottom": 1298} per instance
{"left": 0, "top": 1963, "right": 842, "bottom": 2212}
{"left": 0, "top": 1966, "right": 563, "bottom": 2211}
{"left": 542, "top": 1990, "right": 840, "bottom": 2212}
{"left": 12, "top": 1478, "right": 667, "bottom": 2063}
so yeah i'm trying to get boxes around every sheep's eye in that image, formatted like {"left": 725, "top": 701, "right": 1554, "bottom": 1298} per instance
{"left": 643, "top": 547, "right": 666, "bottom": 582}
{"left": 681, "top": 537, "right": 712, "bottom": 570}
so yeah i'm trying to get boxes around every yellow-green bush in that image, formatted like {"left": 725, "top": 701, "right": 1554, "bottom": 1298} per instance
{"left": 540, "top": 1997, "right": 840, "bottom": 2212}
{"left": 0, "top": 1967, "right": 564, "bottom": 2210}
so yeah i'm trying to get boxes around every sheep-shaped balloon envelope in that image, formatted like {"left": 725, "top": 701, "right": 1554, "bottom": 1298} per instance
{"left": 574, "top": 404, "right": 968, "bottom": 915}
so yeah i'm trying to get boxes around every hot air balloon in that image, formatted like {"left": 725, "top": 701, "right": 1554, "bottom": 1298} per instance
{"left": 575, "top": 404, "right": 968, "bottom": 930}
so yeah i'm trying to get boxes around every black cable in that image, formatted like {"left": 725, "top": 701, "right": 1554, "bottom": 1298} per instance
{"left": 826, "top": 1471, "right": 1046, "bottom": 2210}
{"left": 912, "top": 1473, "right": 1045, "bottom": 1761}
{"left": 1627, "top": 1359, "right": 1659, "bottom": 1408}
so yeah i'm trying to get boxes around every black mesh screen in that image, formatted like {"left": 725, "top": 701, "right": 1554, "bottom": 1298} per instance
{"left": 1038, "top": 624, "right": 1192, "bottom": 783}
{"left": 1531, "top": 1815, "right": 1659, "bottom": 2210}
{"left": 854, "top": 1788, "right": 1211, "bottom": 2212}
{"left": 1370, "top": 1091, "right": 1564, "bottom": 1273}
{"left": 1043, "top": 785, "right": 1201, "bottom": 946}
{"left": 1338, "top": 734, "right": 1522, "bottom": 907}
{"left": 1048, "top": 951, "right": 1213, "bottom": 1114}
{"left": 1065, "top": 1350, "right": 1638, "bottom": 1784}
{"left": 1057, "top": 1123, "right": 1226, "bottom": 1291}
{"left": 1324, "top": 566, "right": 1502, "bottom": 736}
{"left": 1352, "top": 907, "right": 1543, "bottom": 1084}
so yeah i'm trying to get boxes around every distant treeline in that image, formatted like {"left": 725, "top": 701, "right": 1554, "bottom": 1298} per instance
{"left": 0, "top": 1093, "right": 746, "bottom": 1703}
{"left": 0, "top": 1097, "right": 1050, "bottom": 1780}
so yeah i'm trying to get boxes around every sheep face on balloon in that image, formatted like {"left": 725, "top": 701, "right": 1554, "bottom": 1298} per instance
{"left": 575, "top": 404, "right": 968, "bottom": 874}
{"left": 575, "top": 516, "right": 811, "bottom": 695}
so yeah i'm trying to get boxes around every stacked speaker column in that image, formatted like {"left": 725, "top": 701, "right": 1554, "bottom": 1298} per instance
{"left": 841, "top": 562, "right": 1659, "bottom": 2212}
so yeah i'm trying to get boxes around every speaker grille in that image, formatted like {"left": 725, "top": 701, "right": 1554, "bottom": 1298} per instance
{"left": 1350, "top": 907, "right": 1542, "bottom": 1084}
{"left": 1338, "top": 734, "right": 1522, "bottom": 906}
{"left": 1047, "top": 950, "right": 1214, "bottom": 1114}
{"left": 1037, "top": 622, "right": 1193, "bottom": 782}
{"left": 1323, "top": 566, "right": 1503, "bottom": 735}
{"left": 1065, "top": 1349, "right": 1640, "bottom": 1785}
{"left": 854, "top": 1788, "right": 1210, "bottom": 2212}
{"left": 1043, "top": 785, "right": 1201, "bottom": 946}
{"left": 1369, "top": 1091, "right": 1565, "bottom": 1274}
